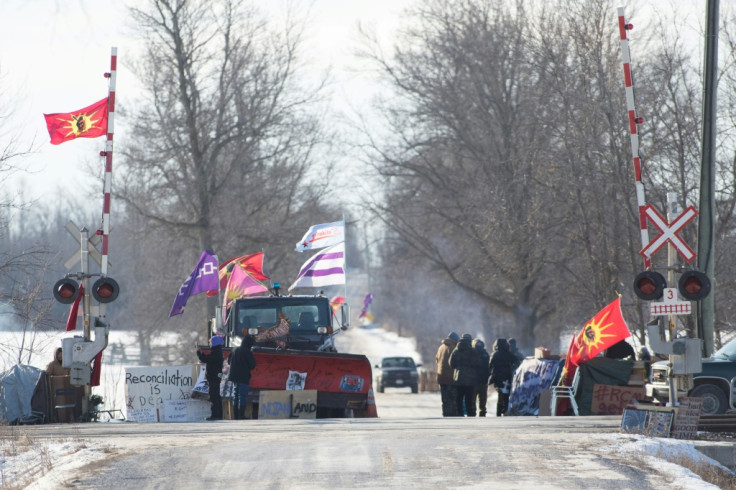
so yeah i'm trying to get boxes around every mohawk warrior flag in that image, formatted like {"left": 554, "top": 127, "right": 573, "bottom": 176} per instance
{"left": 295, "top": 220, "right": 345, "bottom": 253}
{"left": 169, "top": 250, "right": 219, "bottom": 317}
{"left": 222, "top": 264, "right": 269, "bottom": 318}
{"left": 289, "top": 242, "right": 345, "bottom": 291}
{"left": 206, "top": 251, "right": 269, "bottom": 297}
{"left": 44, "top": 97, "right": 109, "bottom": 145}
{"left": 560, "top": 297, "right": 631, "bottom": 386}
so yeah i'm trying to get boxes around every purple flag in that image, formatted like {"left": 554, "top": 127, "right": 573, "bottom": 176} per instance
{"left": 169, "top": 250, "right": 219, "bottom": 317}
{"left": 358, "top": 293, "right": 374, "bottom": 319}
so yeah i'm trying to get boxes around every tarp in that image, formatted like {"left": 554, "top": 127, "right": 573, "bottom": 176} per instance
{"left": 509, "top": 358, "right": 564, "bottom": 416}
{"left": 576, "top": 357, "right": 634, "bottom": 415}
{"left": 0, "top": 364, "right": 44, "bottom": 424}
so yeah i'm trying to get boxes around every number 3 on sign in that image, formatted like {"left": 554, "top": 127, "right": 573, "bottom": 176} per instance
{"left": 665, "top": 289, "right": 675, "bottom": 300}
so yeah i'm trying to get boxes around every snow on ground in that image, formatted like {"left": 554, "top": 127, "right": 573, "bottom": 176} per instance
{"left": 334, "top": 324, "right": 422, "bottom": 370}
{"left": 0, "top": 326, "right": 733, "bottom": 488}
{"left": 599, "top": 434, "right": 733, "bottom": 488}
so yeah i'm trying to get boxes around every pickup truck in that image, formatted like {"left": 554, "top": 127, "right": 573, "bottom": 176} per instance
{"left": 645, "top": 336, "right": 736, "bottom": 415}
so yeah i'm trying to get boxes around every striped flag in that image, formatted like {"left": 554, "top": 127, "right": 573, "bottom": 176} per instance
{"left": 288, "top": 242, "right": 345, "bottom": 291}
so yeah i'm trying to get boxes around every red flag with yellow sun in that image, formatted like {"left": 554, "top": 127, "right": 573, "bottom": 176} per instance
{"left": 560, "top": 297, "right": 631, "bottom": 386}
{"left": 44, "top": 98, "right": 108, "bottom": 145}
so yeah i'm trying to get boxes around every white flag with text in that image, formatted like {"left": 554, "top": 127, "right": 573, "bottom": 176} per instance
{"left": 294, "top": 220, "right": 345, "bottom": 252}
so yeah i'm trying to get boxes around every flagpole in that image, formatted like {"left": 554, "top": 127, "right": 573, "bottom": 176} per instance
{"left": 342, "top": 214, "right": 348, "bottom": 311}
{"left": 99, "top": 46, "right": 117, "bottom": 319}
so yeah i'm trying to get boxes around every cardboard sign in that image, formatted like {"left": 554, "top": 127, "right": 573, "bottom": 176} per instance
{"left": 672, "top": 397, "right": 703, "bottom": 440}
{"left": 161, "top": 399, "right": 211, "bottom": 423}
{"left": 125, "top": 365, "right": 196, "bottom": 412}
{"left": 258, "top": 390, "right": 318, "bottom": 419}
{"left": 591, "top": 384, "right": 647, "bottom": 415}
{"left": 127, "top": 407, "right": 158, "bottom": 423}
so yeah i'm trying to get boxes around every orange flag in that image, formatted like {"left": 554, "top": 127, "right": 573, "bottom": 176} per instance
{"left": 560, "top": 297, "right": 631, "bottom": 386}
{"left": 44, "top": 98, "right": 109, "bottom": 145}
{"left": 207, "top": 251, "right": 269, "bottom": 297}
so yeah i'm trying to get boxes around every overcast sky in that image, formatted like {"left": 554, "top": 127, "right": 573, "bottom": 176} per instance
{"left": 0, "top": 0, "right": 711, "bottom": 216}
{"left": 0, "top": 0, "right": 412, "bottom": 211}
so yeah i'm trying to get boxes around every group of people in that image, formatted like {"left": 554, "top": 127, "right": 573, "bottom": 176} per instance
{"left": 196, "top": 330, "right": 257, "bottom": 421}
{"left": 436, "top": 332, "right": 524, "bottom": 417}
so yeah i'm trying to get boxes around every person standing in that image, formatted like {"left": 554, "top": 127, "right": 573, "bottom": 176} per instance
{"left": 449, "top": 334, "right": 479, "bottom": 417}
{"left": 472, "top": 339, "right": 490, "bottom": 417}
{"left": 508, "top": 338, "right": 525, "bottom": 371}
{"left": 46, "top": 347, "right": 70, "bottom": 376}
{"left": 196, "top": 335, "right": 225, "bottom": 421}
{"left": 488, "top": 338, "right": 516, "bottom": 416}
{"left": 436, "top": 332, "right": 459, "bottom": 417}
{"left": 228, "top": 335, "right": 257, "bottom": 420}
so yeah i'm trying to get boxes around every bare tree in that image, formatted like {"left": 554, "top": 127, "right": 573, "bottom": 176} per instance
{"left": 360, "top": 0, "right": 736, "bottom": 351}
{"left": 114, "top": 0, "right": 338, "bottom": 343}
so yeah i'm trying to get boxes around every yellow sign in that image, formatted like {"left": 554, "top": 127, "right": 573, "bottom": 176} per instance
{"left": 258, "top": 390, "right": 318, "bottom": 419}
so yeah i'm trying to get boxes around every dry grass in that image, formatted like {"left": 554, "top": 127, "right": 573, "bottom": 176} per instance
{"left": 0, "top": 424, "right": 89, "bottom": 489}
{"left": 655, "top": 447, "right": 736, "bottom": 489}
{"left": 0, "top": 426, "right": 38, "bottom": 489}
{"left": 667, "top": 454, "right": 736, "bottom": 489}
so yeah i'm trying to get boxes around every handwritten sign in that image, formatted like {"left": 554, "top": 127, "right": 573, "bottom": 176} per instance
{"left": 125, "top": 365, "right": 196, "bottom": 412}
{"left": 127, "top": 407, "right": 158, "bottom": 423}
{"left": 258, "top": 390, "right": 318, "bottom": 419}
{"left": 672, "top": 397, "right": 703, "bottom": 440}
{"left": 591, "top": 384, "right": 647, "bottom": 415}
{"left": 161, "top": 399, "right": 211, "bottom": 422}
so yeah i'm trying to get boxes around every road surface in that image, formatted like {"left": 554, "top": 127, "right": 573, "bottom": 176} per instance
{"left": 23, "top": 398, "right": 705, "bottom": 489}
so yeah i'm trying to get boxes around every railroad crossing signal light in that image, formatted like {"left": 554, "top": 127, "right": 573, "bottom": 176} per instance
{"left": 678, "top": 271, "right": 710, "bottom": 301}
{"left": 633, "top": 271, "right": 666, "bottom": 301}
{"left": 92, "top": 277, "right": 120, "bottom": 303}
{"left": 53, "top": 278, "right": 80, "bottom": 304}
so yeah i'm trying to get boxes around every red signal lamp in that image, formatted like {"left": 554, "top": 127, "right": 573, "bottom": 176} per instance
{"left": 633, "top": 271, "right": 666, "bottom": 301}
{"left": 53, "top": 278, "right": 80, "bottom": 304}
{"left": 678, "top": 271, "right": 710, "bottom": 301}
{"left": 92, "top": 277, "right": 120, "bottom": 303}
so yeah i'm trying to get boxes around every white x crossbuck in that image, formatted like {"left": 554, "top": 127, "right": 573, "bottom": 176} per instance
{"left": 639, "top": 204, "right": 698, "bottom": 262}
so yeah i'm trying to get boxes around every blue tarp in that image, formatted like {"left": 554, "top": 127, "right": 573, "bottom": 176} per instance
{"left": 509, "top": 358, "right": 564, "bottom": 416}
{"left": 0, "top": 364, "right": 43, "bottom": 424}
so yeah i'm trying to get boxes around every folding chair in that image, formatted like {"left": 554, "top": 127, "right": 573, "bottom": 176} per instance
{"left": 54, "top": 388, "right": 78, "bottom": 423}
{"left": 550, "top": 368, "right": 580, "bottom": 416}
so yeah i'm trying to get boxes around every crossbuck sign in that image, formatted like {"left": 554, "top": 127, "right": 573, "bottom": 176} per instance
{"left": 639, "top": 204, "right": 698, "bottom": 263}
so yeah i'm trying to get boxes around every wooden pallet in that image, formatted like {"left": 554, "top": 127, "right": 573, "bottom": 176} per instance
{"left": 698, "top": 413, "right": 736, "bottom": 433}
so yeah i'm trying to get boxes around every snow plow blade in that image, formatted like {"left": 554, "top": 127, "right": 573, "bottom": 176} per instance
{"left": 249, "top": 347, "right": 376, "bottom": 418}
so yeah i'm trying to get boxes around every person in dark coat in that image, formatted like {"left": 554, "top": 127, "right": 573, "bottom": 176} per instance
{"left": 508, "top": 338, "right": 525, "bottom": 371}
{"left": 472, "top": 339, "right": 490, "bottom": 417}
{"left": 604, "top": 340, "right": 636, "bottom": 360}
{"left": 436, "top": 332, "right": 459, "bottom": 417}
{"left": 196, "top": 335, "right": 225, "bottom": 420}
{"left": 228, "top": 335, "right": 257, "bottom": 420}
{"left": 488, "top": 338, "right": 516, "bottom": 416}
{"left": 449, "top": 334, "right": 479, "bottom": 417}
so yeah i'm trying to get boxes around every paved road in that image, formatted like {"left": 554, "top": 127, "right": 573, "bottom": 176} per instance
{"left": 23, "top": 395, "right": 696, "bottom": 490}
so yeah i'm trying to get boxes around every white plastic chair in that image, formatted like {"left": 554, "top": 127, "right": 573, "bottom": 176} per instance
{"left": 550, "top": 368, "right": 580, "bottom": 416}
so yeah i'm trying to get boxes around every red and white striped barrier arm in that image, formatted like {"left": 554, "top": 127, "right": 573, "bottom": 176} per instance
{"left": 618, "top": 8, "right": 651, "bottom": 269}
{"left": 101, "top": 47, "right": 116, "bottom": 277}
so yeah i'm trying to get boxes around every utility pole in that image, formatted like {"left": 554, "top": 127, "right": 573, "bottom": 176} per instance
{"left": 697, "top": 0, "right": 719, "bottom": 357}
